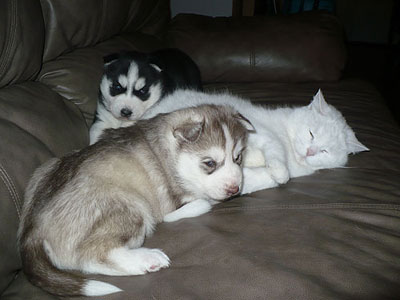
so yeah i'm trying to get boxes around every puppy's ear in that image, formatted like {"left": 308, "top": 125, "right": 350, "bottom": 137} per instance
{"left": 150, "top": 63, "right": 162, "bottom": 72}
{"left": 103, "top": 53, "right": 120, "bottom": 65}
{"left": 173, "top": 119, "right": 204, "bottom": 143}
{"left": 234, "top": 113, "right": 255, "bottom": 132}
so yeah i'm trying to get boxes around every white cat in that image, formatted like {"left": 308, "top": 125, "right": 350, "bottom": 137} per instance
{"left": 143, "top": 89, "right": 369, "bottom": 194}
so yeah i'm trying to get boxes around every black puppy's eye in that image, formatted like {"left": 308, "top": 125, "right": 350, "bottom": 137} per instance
{"left": 138, "top": 87, "right": 147, "bottom": 94}
{"left": 109, "top": 82, "right": 126, "bottom": 96}
{"left": 112, "top": 83, "right": 122, "bottom": 91}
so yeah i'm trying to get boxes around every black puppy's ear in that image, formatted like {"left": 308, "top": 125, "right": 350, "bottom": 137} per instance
{"left": 103, "top": 53, "right": 120, "bottom": 65}
{"left": 150, "top": 63, "right": 162, "bottom": 72}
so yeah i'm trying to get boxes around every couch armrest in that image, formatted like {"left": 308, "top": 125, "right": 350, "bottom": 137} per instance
{"left": 167, "top": 11, "right": 347, "bottom": 83}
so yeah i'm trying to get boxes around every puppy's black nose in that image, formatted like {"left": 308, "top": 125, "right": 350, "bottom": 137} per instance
{"left": 120, "top": 108, "right": 132, "bottom": 118}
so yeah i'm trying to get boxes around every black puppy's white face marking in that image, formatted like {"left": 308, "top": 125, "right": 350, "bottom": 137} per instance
{"left": 100, "top": 57, "right": 163, "bottom": 121}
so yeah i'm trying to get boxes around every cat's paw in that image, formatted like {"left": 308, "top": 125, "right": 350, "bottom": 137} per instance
{"left": 267, "top": 160, "right": 290, "bottom": 185}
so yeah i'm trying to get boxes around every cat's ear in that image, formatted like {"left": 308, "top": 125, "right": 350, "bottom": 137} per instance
{"left": 346, "top": 128, "right": 369, "bottom": 154}
{"left": 234, "top": 113, "right": 256, "bottom": 132}
{"left": 309, "top": 89, "right": 330, "bottom": 115}
{"left": 173, "top": 119, "right": 204, "bottom": 143}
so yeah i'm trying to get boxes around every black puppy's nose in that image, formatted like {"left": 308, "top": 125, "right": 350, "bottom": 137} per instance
{"left": 120, "top": 108, "right": 132, "bottom": 118}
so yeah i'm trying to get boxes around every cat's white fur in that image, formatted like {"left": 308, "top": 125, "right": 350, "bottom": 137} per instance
{"left": 143, "top": 89, "right": 369, "bottom": 194}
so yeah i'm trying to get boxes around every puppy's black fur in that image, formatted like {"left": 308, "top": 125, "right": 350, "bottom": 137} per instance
{"left": 147, "top": 48, "right": 203, "bottom": 93}
{"left": 102, "top": 48, "right": 202, "bottom": 101}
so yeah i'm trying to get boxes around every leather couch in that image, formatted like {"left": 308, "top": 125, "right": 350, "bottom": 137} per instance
{"left": 1, "top": 0, "right": 399, "bottom": 299}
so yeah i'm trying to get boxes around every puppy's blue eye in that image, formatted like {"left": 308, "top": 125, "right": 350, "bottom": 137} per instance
{"left": 138, "top": 87, "right": 147, "bottom": 94}
{"left": 112, "top": 83, "right": 122, "bottom": 91}
{"left": 204, "top": 160, "right": 216, "bottom": 168}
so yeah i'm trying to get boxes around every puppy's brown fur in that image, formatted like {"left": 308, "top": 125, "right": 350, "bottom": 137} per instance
{"left": 18, "top": 105, "right": 252, "bottom": 297}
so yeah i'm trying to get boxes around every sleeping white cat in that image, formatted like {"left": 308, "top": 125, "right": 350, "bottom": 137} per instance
{"left": 143, "top": 89, "right": 369, "bottom": 194}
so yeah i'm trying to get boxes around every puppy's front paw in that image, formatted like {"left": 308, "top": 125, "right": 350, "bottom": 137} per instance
{"left": 267, "top": 160, "right": 290, "bottom": 184}
{"left": 163, "top": 199, "right": 212, "bottom": 222}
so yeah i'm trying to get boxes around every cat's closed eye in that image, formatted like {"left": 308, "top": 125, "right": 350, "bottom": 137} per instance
{"left": 309, "top": 130, "right": 314, "bottom": 140}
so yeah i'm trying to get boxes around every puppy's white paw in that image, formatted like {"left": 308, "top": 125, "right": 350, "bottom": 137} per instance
{"left": 134, "top": 248, "right": 170, "bottom": 273}
{"left": 163, "top": 199, "right": 212, "bottom": 222}
{"left": 108, "top": 247, "right": 170, "bottom": 275}
{"left": 267, "top": 160, "right": 290, "bottom": 185}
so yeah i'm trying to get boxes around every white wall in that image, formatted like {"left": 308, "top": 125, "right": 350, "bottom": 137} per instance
{"left": 170, "top": 0, "right": 232, "bottom": 17}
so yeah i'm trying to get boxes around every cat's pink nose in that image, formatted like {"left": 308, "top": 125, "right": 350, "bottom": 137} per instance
{"left": 306, "top": 147, "right": 316, "bottom": 157}
{"left": 226, "top": 185, "right": 239, "bottom": 196}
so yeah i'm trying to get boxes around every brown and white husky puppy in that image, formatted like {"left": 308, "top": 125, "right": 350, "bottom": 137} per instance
{"left": 18, "top": 105, "right": 254, "bottom": 297}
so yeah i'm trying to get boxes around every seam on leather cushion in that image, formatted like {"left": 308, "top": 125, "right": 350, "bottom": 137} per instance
{"left": 250, "top": 49, "right": 255, "bottom": 68}
{"left": 212, "top": 203, "right": 400, "bottom": 214}
{"left": 0, "top": 164, "right": 21, "bottom": 219}
{"left": 99, "top": 0, "right": 106, "bottom": 41}
{"left": 0, "top": 0, "right": 17, "bottom": 79}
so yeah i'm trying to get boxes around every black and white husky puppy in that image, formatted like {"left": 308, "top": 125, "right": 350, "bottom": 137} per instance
{"left": 89, "top": 48, "right": 202, "bottom": 144}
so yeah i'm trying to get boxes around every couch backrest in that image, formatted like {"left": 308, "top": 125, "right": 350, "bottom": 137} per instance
{"left": 0, "top": 0, "right": 170, "bottom": 295}
{"left": 167, "top": 11, "right": 347, "bottom": 83}
{"left": 0, "top": 0, "right": 44, "bottom": 87}
{"left": 40, "top": 0, "right": 170, "bottom": 62}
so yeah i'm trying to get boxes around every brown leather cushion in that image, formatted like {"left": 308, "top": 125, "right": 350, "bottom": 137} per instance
{"left": 167, "top": 11, "right": 347, "bottom": 83}
{"left": 3, "top": 80, "right": 399, "bottom": 299}
{"left": 1, "top": 272, "right": 57, "bottom": 300}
